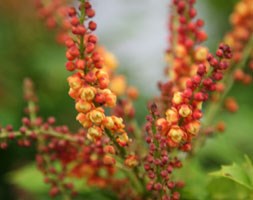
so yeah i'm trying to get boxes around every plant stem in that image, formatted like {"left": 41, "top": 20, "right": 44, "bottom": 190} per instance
{"left": 0, "top": 128, "right": 79, "bottom": 143}
{"left": 104, "top": 129, "right": 147, "bottom": 196}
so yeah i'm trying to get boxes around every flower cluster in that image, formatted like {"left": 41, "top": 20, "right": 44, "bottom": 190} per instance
{"left": 144, "top": 0, "right": 232, "bottom": 198}
{"left": 2, "top": 0, "right": 253, "bottom": 200}
{"left": 35, "top": 0, "right": 70, "bottom": 43}
{"left": 162, "top": 45, "right": 231, "bottom": 148}
{"left": 166, "top": 0, "right": 208, "bottom": 91}
{"left": 222, "top": 0, "right": 253, "bottom": 113}
{"left": 65, "top": 2, "right": 130, "bottom": 151}
{"left": 144, "top": 103, "right": 184, "bottom": 200}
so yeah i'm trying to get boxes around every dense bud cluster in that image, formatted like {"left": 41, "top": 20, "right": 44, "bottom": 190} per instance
{"left": 144, "top": 0, "right": 233, "bottom": 199}
{"left": 65, "top": 2, "right": 130, "bottom": 149}
{"left": 167, "top": 0, "right": 208, "bottom": 90}
{"left": 35, "top": 0, "right": 70, "bottom": 43}
{"left": 144, "top": 103, "right": 184, "bottom": 200}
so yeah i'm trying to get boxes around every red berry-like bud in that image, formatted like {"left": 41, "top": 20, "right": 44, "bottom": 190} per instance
{"left": 197, "top": 64, "right": 206, "bottom": 76}
{"left": 189, "top": 8, "right": 196, "bottom": 18}
{"left": 70, "top": 16, "right": 79, "bottom": 26}
{"left": 88, "top": 21, "right": 97, "bottom": 31}
{"left": 194, "top": 92, "right": 204, "bottom": 101}
{"left": 49, "top": 186, "right": 59, "bottom": 197}
{"left": 77, "top": 25, "right": 86, "bottom": 35}
{"left": 68, "top": 7, "right": 76, "bottom": 17}
{"left": 86, "top": 43, "right": 95, "bottom": 54}
{"left": 88, "top": 35, "right": 98, "bottom": 43}
{"left": 86, "top": 8, "right": 95, "bottom": 18}
{"left": 65, "top": 61, "right": 76, "bottom": 71}
{"left": 65, "top": 39, "right": 75, "bottom": 48}
{"left": 192, "top": 75, "right": 202, "bottom": 84}
{"left": 216, "top": 49, "right": 223, "bottom": 57}
{"left": 76, "top": 59, "right": 85, "bottom": 70}
{"left": 213, "top": 72, "right": 223, "bottom": 81}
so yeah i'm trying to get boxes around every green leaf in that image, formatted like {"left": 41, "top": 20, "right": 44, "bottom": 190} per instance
{"left": 6, "top": 163, "right": 49, "bottom": 193}
{"left": 207, "top": 177, "right": 252, "bottom": 200}
{"left": 209, "top": 156, "right": 253, "bottom": 190}
{"left": 6, "top": 163, "right": 118, "bottom": 200}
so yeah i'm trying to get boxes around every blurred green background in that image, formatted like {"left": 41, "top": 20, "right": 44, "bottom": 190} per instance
{"left": 0, "top": 0, "right": 253, "bottom": 199}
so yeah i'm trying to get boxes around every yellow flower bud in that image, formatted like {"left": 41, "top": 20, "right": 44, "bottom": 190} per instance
{"left": 80, "top": 86, "right": 96, "bottom": 101}
{"left": 87, "top": 126, "right": 103, "bottom": 141}
{"left": 103, "top": 117, "right": 115, "bottom": 130}
{"left": 194, "top": 47, "right": 208, "bottom": 62}
{"left": 185, "top": 121, "right": 201, "bottom": 136}
{"left": 165, "top": 107, "right": 179, "bottom": 124}
{"left": 76, "top": 113, "right": 92, "bottom": 128}
{"left": 172, "top": 92, "right": 183, "bottom": 105}
{"left": 75, "top": 100, "right": 93, "bottom": 113}
{"left": 116, "top": 132, "right": 129, "bottom": 147}
{"left": 175, "top": 45, "right": 186, "bottom": 58}
{"left": 88, "top": 108, "right": 105, "bottom": 125}
{"left": 124, "top": 155, "right": 138, "bottom": 168}
{"left": 179, "top": 104, "right": 192, "bottom": 117}
{"left": 67, "top": 75, "right": 82, "bottom": 90}
{"left": 168, "top": 126, "right": 185, "bottom": 143}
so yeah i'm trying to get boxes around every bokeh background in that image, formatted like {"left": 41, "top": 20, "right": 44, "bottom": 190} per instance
{"left": 1, "top": 0, "right": 253, "bottom": 199}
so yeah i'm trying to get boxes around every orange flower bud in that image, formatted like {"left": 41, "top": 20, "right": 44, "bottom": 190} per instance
{"left": 103, "top": 155, "right": 116, "bottom": 165}
{"left": 126, "top": 86, "right": 139, "bottom": 100}
{"left": 87, "top": 126, "right": 103, "bottom": 141}
{"left": 103, "top": 116, "right": 115, "bottom": 130}
{"left": 96, "top": 70, "right": 109, "bottom": 80}
{"left": 225, "top": 97, "right": 239, "bottom": 113}
{"left": 165, "top": 107, "right": 179, "bottom": 124}
{"left": 156, "top": 118, "right": 169, "bottom": 134}
{"left": 80, "top": 86, "right": 96, "bottom": 101}
{"left": 216, "top": 121, "right": 226, "bottom": 133}
{"left": 235, "top": 2, "right": 247, "bottom": 16}
{"left": 124, "top": 155, "right": 138, "bottom": 168}
{"left": 76, "top": 113, "right": 92, "bottom": 128}
{"left": 175, "top": 45, "right": 187, "bottom": 58}
{"left": 233, "top": 69, "right": 244, "bottom": 81}
{"left": 116, "top": 132, "right": 129, "bottom": 147}
{"left": 100, "top": 89, "right": 117, "bottom": 107}
{"left": 168, "top": 126, "right": 185, "bottom": 144}
{"left": 110, "top": 75, "right": 126, "bottom": 96}
{"left": 104, "top": 50, "right": 118, "bottom": 70}
{"left": 68, "top": 88, "right": 79, "bottom": 99}
{"left": 67, "top": 75, "right": 82, "bottom": 90}
{"left": 88, "top": 108, "right": 105, "bottom": 124}
{"left": 216, "top": 82, "right": 225, "bottom": 93}
{"left": 98, "top": 77, "right": 109, "bottom": 89}
{"left": 178, "top": 104, "right": 192, "bottom": 117}
{"left": 103, "top": 116, "right": 125, "bottom": 132}
{"left": 113, "top": 116, "right": 125, "bottom": 130}
{"left": 103, "top": 145, "right": 116, "bottom": 154}
{"left": 185, "top": 120, "right": 200, "bottom": 135}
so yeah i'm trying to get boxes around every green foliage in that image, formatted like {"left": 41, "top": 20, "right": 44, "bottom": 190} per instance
{"left": 209, "top": 156, "right": 253, "bottom": 190}
{"left": 7, "top": 164, "right": 117, "bottom": 200}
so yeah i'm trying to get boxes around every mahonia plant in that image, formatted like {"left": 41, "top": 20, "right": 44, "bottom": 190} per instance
{"left": 0, "top": 0, "right": 253, "bottom": 199}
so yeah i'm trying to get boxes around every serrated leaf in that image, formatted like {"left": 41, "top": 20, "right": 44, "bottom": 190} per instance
{"left": 207, "top": 177, "right": 251, "bottom": 200}
{"left": 209, "top": 156, "right": 253, "bottom": 190}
